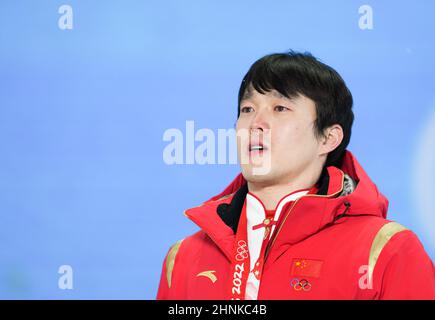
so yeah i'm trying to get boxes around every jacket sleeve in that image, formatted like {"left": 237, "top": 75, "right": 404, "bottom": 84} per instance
{"left": 376, "top": 230, "right": 435, "bottom": 300}
{"left": 156, "top": 250, "right": 170, "bottom": 300}
{"left": 156, "top": 239, "right": 184, "bottom": 300}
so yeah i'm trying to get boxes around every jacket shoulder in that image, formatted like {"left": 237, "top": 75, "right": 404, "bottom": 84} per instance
{"left": 162, "top": 230, "right": 212, "bottom": 289}
{"left": 371, "top": 223, "right": 435, "bottom": 299}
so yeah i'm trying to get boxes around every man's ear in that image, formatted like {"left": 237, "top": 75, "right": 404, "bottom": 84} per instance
{"left": 319, "top": 124, "right": 344, "bottom": 156}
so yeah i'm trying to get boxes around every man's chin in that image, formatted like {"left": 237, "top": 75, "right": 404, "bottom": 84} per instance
{"left": 241, "top": 168, "right": 275, "bottom": 184}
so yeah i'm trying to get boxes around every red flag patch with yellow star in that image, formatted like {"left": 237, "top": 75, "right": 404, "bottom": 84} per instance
{"left": 291, "top": 258, "right": 323, "bottom": 278}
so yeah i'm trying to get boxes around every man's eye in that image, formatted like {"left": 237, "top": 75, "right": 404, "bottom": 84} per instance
{"left": 241, "top": 106, "right": 254, "bottom": 113}
{"left": 275, "top": 105, "right": 289, "bottom": 112}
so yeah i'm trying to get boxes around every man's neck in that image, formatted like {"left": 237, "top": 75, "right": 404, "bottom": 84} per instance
{"left": 247, "top": 168, "right": 322, "bottom": 210}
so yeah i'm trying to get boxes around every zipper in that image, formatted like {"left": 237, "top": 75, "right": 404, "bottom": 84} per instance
{"left": 264, "top": 177, "right": 345, "bottom": 262}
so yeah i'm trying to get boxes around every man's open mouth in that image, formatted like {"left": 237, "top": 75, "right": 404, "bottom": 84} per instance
{"left": 249, "top": 142, "right": 268, "bottom": 152}
{"left": 249, "top": 145, "right": 264, "bottom": 151}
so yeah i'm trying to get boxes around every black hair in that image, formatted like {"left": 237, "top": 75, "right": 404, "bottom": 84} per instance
{"left": 237, "top": 51, "right": 354, "bottom": 168}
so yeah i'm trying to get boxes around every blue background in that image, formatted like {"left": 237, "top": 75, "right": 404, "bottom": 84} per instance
{"left": 1, "top": 0, "right": 434, "bottom": 299}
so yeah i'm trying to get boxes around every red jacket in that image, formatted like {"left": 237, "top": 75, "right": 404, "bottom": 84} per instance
{"left": 157, "top": 151, "right": 435, "bottom": 299}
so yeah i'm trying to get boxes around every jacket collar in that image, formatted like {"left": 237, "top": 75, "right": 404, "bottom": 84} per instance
{"left": 184, "top": 151, "right": 388, "bottom": 262}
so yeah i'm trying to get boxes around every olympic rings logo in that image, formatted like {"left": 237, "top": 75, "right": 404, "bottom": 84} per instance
{"left": 290, "top": 278, "right": 312, "bottom": 291}
{"left": 235, "top": 240, "right": 249, "bottom": 261}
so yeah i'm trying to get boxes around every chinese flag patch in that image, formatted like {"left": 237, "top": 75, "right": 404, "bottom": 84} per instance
{"left": 291, "top": 258, "right": 323, "bottom": 278}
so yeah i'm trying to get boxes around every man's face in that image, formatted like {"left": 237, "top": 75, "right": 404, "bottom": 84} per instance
{"left": 236, "top": 87, "right": 323, "bottom": 185}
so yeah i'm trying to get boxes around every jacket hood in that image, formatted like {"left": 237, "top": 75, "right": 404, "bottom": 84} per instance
{"left": 184, "top": 151, "right": 389, "bottom": 261}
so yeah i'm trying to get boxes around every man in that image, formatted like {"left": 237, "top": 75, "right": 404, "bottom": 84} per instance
{"left": 157, "top": 51, "right": 435, "bottom": 299}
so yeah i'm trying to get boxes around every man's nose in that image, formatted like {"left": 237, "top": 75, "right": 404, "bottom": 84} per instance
{"left": 250, "top": 108, "right": 270, "bottom": 131}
